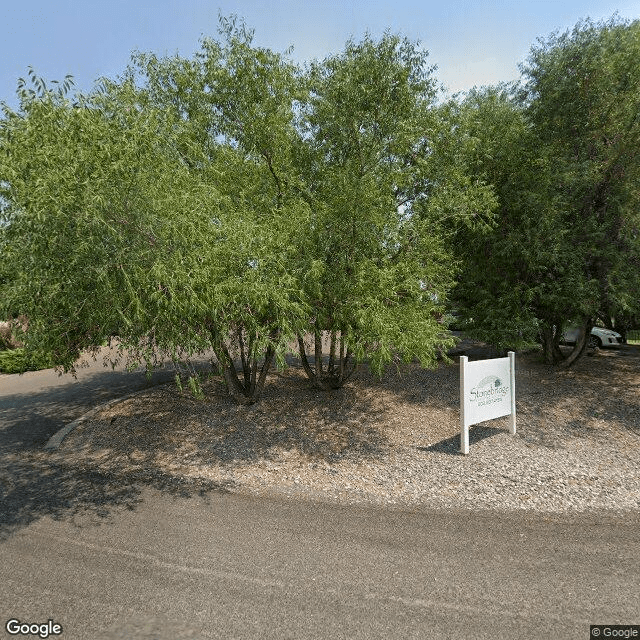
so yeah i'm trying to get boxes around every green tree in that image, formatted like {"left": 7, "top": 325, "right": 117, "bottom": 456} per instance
{"left": 110, "top": 15, "right": 312, "bottom": 402}
{"left": 294, "top": 33, "right": 494, "bottom": 388}
{"left": 452, "top": 16, "right": 640, "bottom": 367}
{"left": 0, "top": 21, "right": 497, "bottom": 400}
{"left": 521, "top": 15, "right": 640, "bottom": 363}
{"left": 0, "top": 74, "right": 222, "bottom": 374}
{"left": 450, "top": 86, "right": 590, "bottom": 364}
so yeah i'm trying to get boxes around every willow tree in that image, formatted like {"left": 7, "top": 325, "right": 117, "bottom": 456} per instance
{"left": 294, "top": 33, "right": 495, "bottom": 389}
{"left": 121, "top": 15, "right": 312, "bottom": 402}
{"left": 521, "top": 15, "right": 640, "bottom": 364}
{"left": 0, "top": 76, "right": 221, "bottom": 375}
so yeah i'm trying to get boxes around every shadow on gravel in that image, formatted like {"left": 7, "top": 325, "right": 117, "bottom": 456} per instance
{"left": 514, "top": 345, "right": 640, "bottom": 448}
{"left": 71, "top": 369, "right": 390, "bottom": 470}
{"left": 418, "top": 425, "right": 504, "bottom": 455}
{"left": 384, "top": 342, "right": 640, "bottom": 449}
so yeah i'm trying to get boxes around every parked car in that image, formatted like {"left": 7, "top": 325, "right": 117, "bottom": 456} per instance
{"left": 561, "top": 325, "right": 622, "bottom": 348}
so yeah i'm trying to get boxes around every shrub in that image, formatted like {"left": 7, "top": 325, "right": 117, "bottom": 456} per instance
{"left": 0, "top": 348, "right": 53, "bottom": 374}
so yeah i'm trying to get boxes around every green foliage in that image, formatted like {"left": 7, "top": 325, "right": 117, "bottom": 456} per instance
{"left": 126, "top": 17, "right": 312, "bottom": 401}
{"left": 0, "top": 73, "right": 222, "bottom": 373}
{"left": 292, "top": 33, "right": 493, "bottom": 387}
{"left": 452, "top": 15, "right": 640, "bottom": 365}
{"left": 450, "top": 87, "right": 572, "bottom": 351}
{"left": 521, "top": 16, "right": 640, "bottom": 356}
{"left": 8, "top": 11, "right": 636, "bottom": 397}
{"left": 187, "top": 374, "right": 204, "bottom": 400}
{"left": 0, "top": 348, "right": 53, "bottom": 374}
{"left": 0, "top": 18, "right": 495, "bottom": 396}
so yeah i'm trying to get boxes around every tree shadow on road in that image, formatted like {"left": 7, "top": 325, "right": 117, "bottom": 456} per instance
{"left": 0, "top": 364, "right": 230, "bottom": 541}
{"left": 0, "top": 361, "right": 389, "bottom": 540}
{"left": 0, "top": 453, "right": 234, "bottom": 541}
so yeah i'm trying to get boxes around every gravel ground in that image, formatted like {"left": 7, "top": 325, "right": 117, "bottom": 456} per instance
{"left": 47, "top": 343, "right": 640, "bottom": 515}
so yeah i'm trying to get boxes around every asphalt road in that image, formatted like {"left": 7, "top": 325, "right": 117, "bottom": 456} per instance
{"left": 1, "top": 348, "right": 639, "bottom": 639}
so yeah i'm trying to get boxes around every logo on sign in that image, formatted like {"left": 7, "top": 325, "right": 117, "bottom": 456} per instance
{"left": 470, "top": 375, "right": 509, "bottom": 407}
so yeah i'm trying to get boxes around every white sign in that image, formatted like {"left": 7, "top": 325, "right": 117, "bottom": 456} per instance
{"left": 459, "top": 352, "right": 516, "bottom": 454}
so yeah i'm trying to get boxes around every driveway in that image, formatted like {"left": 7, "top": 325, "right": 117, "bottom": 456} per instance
{"left": 1, "top": 347, "right": 639, "bottom": 639}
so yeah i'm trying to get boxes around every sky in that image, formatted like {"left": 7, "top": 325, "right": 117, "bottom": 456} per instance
{"left": 2, "top": 0, "right": 640, "bottom": 110}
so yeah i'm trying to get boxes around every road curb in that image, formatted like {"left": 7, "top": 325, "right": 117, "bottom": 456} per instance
{"left": 44, "top": 383, "right": 173, "bottom": 451}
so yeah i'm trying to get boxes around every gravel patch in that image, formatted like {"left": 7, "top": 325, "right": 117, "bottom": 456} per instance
{"left": 47, "top": 344, "right": 640, "bottom": 514}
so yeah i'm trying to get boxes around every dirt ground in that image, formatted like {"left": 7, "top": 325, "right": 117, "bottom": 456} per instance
{"left": 50, "top": 343, "right": 640, "bottom": 492}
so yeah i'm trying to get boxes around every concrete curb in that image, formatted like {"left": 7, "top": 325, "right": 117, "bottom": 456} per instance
{"left": 44, "top": 383, "right": 173, "bottom": 451}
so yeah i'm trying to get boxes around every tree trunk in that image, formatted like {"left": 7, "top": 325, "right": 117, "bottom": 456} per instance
{"left": 213, "top": 331, "right": 278, "bottom": 404}
{"left": 612, "top": 317, "right": 628, "bottom": 344}
{"left": 540, "top": 324, "right": 559, "bottom": 365}
{"left": 557, "top": 318, "right": 594, "bottom": 369}
{"left": 540, "top": 322, "right": 570, "bottom": 364}
{"left": 552, "top": 330, "right": 564, "bottom": 362}
{"left": 297, "top": 332, "right": 330, "bottom": 390}
{"left": 237, "top": 327, "right": 251, "bottom": 388}
{"left": 616, "top": 325, "right": 628, "bottom": 344}
{"left": 297, "top": 334, "right": 315, "bottom": 380}
{"left": 314, "top": 328, "right": 323, "bottom": 380}
{"left": 297, "top": 329, "right": 356, "bottom": 389}
{"left": 253, "top": 344, "right": 275, "bottom": 401}
{"left": 337, "top": 346, "right": 358, "bottom": 385}
{"left": 328, "top": 330, "right": 337, "bottom": 376}
{"left": 215, "top": 343, "right": 251, "bottom": 403}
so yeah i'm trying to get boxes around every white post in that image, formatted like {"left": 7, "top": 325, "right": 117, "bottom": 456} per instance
{"left": 508, "top": 351, "right": 516, "bottom": 435}
{"left": 460, "top": 355, "right": 469, "bottom": 455}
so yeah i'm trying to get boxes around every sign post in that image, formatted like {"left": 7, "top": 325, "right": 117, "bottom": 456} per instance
{"left": 460, "top": 351, "right": 516, "bottom": 454}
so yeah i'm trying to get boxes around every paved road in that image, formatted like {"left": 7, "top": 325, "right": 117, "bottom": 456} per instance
{"left": 1, "top": 349, "right": 639, "bottom": 639}
{"left": 0, "top": 345, "right": 213, "bottom": 450}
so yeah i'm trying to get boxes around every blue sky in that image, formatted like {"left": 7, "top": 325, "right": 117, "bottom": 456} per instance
{"left": 2, "top": 0, "right": 640, "bottom": 109}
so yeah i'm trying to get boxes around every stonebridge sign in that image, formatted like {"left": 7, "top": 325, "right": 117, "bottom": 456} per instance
{"left": 459, "top": 352, "right": 516, "bottom": 454}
